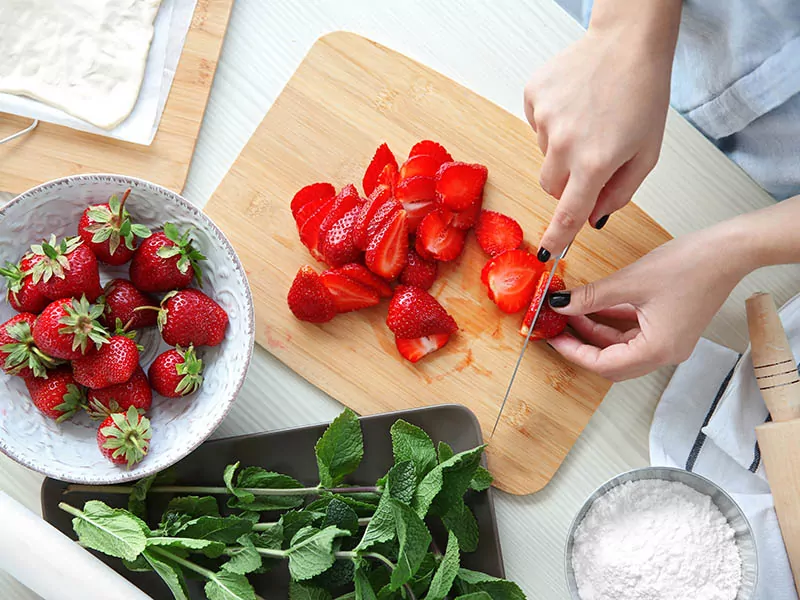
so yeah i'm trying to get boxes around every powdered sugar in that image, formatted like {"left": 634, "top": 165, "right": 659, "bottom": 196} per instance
{"left": 571, "top": 480, "right": 742, "bottom": 600}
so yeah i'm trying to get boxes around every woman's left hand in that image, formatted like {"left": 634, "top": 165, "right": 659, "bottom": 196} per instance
{"left": 547, "top": 222, "right": 753, "bottom": 381}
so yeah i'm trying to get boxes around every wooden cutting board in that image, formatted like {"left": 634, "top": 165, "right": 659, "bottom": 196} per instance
{"left": 0, "top": 0, "right": 234, "bottom": 195}
{"left": 205, "top": 32, "right": 671, "bottom": 495}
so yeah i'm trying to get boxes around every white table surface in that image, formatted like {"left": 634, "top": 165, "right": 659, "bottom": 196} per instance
{"left": 3, "top": 0, "right": 800, "bottom": 598}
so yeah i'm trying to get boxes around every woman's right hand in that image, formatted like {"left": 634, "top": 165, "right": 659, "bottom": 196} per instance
{"left": 524, "top": 0, "right": 681, "bottom": 259}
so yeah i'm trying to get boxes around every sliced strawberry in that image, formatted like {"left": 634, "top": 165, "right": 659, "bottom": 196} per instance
{"left": 484, "top": 249, "right": 544, "bottom": 314}
{"left": 387, "top": 285, "right": 457, "bottom": 338}
{"left": 291, "top": 182, "right": 336, "bottom": 219}
{"left": 415, "top": 211, "right": 467, "bottom": 262}
{"left": 399, "top": 248, "right": 438, "bottom": 291}
{"left": 366, "top": 198, "right": 402, "bottom": 245}
{"left": 399, "top": 155, "right": 444, "bottom": 181}
{"left": 320, "top": 203, "right": 363, "bottom": 267}
{"left": 320, "top": 271, "right": 380, "bottom": 313}
{"left": 366, "top": 209, "right": 409, "bottom": 280}
{"left": 295, "top": 194, "right": 334, "bottom": 231}
{"left": 288, "top": 266, "right": 337, "bottom": 323}
{"left": 396, "top": 176, "right": 437, "bottom": 232}
{"left": 376, "top": 163, "right": 399, "bottom": 195}
{"left": 435, "top": 162, "right": 488, "bottom": 212}
{"left": 335, "top": 263, "right": 393, "bottom": 298}
{"left": 319, "top": 185, "right": 361, "bottom": 241}
{"left": 353, "top": 187, "right": 393, "bottom": 251}
{"left": 475, "top": 210, "right": 524, "bottom": 257}
{"left": 445, "top": 193, "right": 484, "bottom": 230}
{"left": 404, "top": 200, "right": 437, "bottom": 234}
{"left": 396, "top": 333, "right": 450, "bottom": 363}
{"left": 520, "top": 272, "right": 568, "bottom": 340}
{"left": 363, "top": 143, "right": 398, "bottom": 197}
{"left": 409, "top": 140, "right": 453, "bottom": 165}
{"left": 299, "top": 196, "right": 337, "bottom": 260}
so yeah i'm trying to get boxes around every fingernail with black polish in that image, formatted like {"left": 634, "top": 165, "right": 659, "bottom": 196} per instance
{"left": 594, "top": 215, "right": 609, "bottom": 230}
{"left": 548, "top": 291, "right": 571, "bottom": 308}
{"left": 537, "top": 247, "right": 551, "bottom": 263}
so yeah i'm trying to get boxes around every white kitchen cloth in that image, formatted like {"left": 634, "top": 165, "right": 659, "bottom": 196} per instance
{"left": 650, "top": 293, "right": 800, "bottom": 600}
{"left": 0, "top": 0, "right": 197, "bottom": 145}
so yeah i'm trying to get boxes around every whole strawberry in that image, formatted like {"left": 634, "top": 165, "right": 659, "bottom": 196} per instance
{"left": 155, "top": 289, "right": 228, "bottom": 347}
{"left": 25, "top": 366, "right": 86, "bottom": 422}
{"left": 32, "top": 296, "right": 110, "bottom": 360}
{"left": 72, "top": 335, "right": 140, "bottom": 389}
{"left": 129, "top": 223, "right": 206, "bottom": 292}
{"left": 0, "top": 255, "right": 49, "bottom": 313}
{"left": 96, "top": 406, "right": 151, "bottom": 467}
{"left": 78, "top": 189, "right": 152, "bottom": 265}
{"left": 148, "top": 345, "right": 204, "bottom": 398}
{"left": 0, "top": 313, "right": 58, "bottom": 378}
{"left": 28, "top": 236, "right": 103, "bottom": 301}
{"left": 101, "top": 279, "right": 157, "bottom": 331}
{"left": 87, "top": 365, "right": 152, "bottom": 418}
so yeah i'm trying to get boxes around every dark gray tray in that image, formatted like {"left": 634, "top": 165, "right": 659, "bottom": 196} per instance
{"left": 41, "top": 404, "right": 504, "bottom": 599}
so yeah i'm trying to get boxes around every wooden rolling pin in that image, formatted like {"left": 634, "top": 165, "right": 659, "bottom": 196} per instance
{"left": 746, "top": 292, "right": 800, "bottom": 592}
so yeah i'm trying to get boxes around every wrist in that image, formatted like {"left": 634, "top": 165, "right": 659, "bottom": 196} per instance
{"left": 588, "top": 0, "right": 682, "bottom": 61}
{"left": 704, "top": 216, "right": 765, "bottom": 280}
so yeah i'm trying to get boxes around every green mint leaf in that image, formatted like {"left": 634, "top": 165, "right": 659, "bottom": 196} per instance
{"left": 280, "top": 510, "right": 325, "bottom": 545}
{"left": 228, "top": 466, "right": 306, "bottom": 511}
{"left": 174, "top": 516, "right": 252, "bottom": 544}
{"left": 389, "top": 498, "right": 432, "bottom": 591}
{"left": 413, "top": 465, "right": 443, "bottom": 519}
{"left": 65, "top": 501, "right": 147, "bottom": 561}
{"left": 286, "top": 526, "right": 350, "bottom": 581}
{"left": 431, "top": 446, "right": 486, "bottom": 516}
{"left": 289, "top": 582, "right": 333, "bottom": 600}
{"left": 165, "top": 496, "right": 220, "bottom": 519}
{"left": 385, "top": 460, "right": 416, "bottom": 505}
{"left": 453, "top": 593, "right": 493, "bottom": 600}
{"left": 315, "top": 408, "right": 364, "bottom": 488}
{"left": 437, "top": 441, "right": 454, "bottom": 464}
{"left": 253, "top": 524, "right": 283, "bottom": 550}
{"left": 322, "top": 497, "right": 359, "bottom": 535}
{"left": 222, "top": 534, "right": 262, "bottom": 574}
{"left": 470, "top": 466, "right": 493, "bottom": 492}
{"left": 145, "top": 536, "right": 226, "bottom": 558}
{"left": 391, "top": 420, "right": 438, "bottom": 480}
{"left": 425, "top": 531, "right": 460, "bottom": 600}
{"left": 142, "top": 549, "right": 190, "bottom": 600}
{"left": 441, "top": 500, "right": 479, "bottom": 553}
{"left": 311, "top": 558, "right": 355, "bottom": 590}
{"left": 409, "top": 553, "right": 439, "bottom": 596}
{"left": 123, "top": 554, "right": 153, "bottom": 572}
{"left": 204, "top": 570, "right": 257, "bottom": 600}
{"left": 454, "top": 569, "right": 525, "bottom": 600}
{"left": 307, "top": 492, "right": 378, "bottom": 517}
{"left": 354, "top": 565, "right": 379, "bottom": 600}
{"left": 128, "top": 473, "right": 157, "bottom": 519}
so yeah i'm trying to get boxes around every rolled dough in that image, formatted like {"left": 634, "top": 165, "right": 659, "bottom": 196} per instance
{"left": 0, "top": 0, "right": 162, "bottom": 130}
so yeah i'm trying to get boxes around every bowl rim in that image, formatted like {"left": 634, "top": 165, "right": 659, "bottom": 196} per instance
{"left": 563, "top": 466, "right": 758, "bottom": 599}
{"left": 0, "top": 173, "right": 256, "bottom": 484}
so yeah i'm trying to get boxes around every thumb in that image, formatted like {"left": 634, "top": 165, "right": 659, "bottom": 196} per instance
{"left": 548, "top": 274, "right": 631, "bottom": 317}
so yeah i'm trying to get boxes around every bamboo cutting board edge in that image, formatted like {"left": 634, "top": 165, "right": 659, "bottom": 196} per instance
{"left": 0, "top": 0, "right": 235, "bottom": 195}
{"left": 206, "top": 32, "right": 672, "bottom": 495}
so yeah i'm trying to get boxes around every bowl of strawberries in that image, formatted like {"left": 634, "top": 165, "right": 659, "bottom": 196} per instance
{"left": 0, "top": 174, "right": 254, "bottom": 484}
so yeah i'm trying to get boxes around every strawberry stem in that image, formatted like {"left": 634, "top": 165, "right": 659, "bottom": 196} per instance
{"left": 118, "top": 188, "right": 131, "bottom": 214}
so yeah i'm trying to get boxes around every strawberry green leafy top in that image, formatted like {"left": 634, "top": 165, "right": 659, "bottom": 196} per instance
{"left": 85, "top": 190, "right": 152, "bottom": 256}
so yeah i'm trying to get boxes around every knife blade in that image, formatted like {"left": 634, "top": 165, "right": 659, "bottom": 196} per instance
{"left": 490, "top": 243, "right": 571, "bottom": 438}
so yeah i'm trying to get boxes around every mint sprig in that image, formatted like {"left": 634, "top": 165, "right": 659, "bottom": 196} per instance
{"left": 60, "top": 410, "right": 524, "bottom": 600}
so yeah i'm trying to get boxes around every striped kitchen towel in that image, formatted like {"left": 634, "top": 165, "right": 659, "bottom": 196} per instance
{"left": 650, "top": 292, "right": 800, "bottom": 600}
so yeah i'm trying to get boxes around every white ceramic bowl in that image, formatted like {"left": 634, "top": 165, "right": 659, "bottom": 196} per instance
{"left": 0, "top": 175, "right": 255, "bottom": 484}
{"left": 565, "top": 467, "right": 758, "bottom": 600}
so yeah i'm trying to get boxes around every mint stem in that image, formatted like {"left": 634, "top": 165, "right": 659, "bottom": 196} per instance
{"left": 251, "top": 517, "right": 371, "bottom": 531}
{"left": 64, "top": 484, "right": 380, "bottom": 496}
{"left": 148, "top": 545, "right": 215, "bottom": 579}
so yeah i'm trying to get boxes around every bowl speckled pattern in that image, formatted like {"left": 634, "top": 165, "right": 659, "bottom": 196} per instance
{"left": 565, "top": 467, "right": 758, "bottom": 600}
{"left": 0, "top": 174, "right": 255, "bottom": 484}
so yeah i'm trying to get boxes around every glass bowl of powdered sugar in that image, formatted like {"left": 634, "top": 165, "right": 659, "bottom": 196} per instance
{"left": 565, "top": 466, "right": 757, "bottom": 600}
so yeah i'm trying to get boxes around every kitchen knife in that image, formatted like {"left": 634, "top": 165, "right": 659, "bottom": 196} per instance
{"left": 490, "top": 243, "right": 571, "bottom": 438}
{"left": 746, "top": 292, "right": 800, "bottom": 591}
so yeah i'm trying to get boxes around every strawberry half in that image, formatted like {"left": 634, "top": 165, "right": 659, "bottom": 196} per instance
{"left": 475, "top": 210, "right": 524, "bottom": 257}
{"left": 366, "top": 209, "right": 409, "bottom": 280}
{"left": 363, "top": 143, "right": 398, "bottom": 197}
{"left": 320, "top": 270, "right": 381, "bottom": 313}
{"left": 291, "top": 182, "right": 336, "bottom": 220}
{"left": 299, "top": 196, "right": 338, "bottom": 260}
{"left": 446, "top": 196, "right": 483, "bottom": 230}
{"left": 435, "top": 162, "right": 488, "bottom": 212}
{"left": 353, "top": 187, "right": 393, "bottom": 251}
{"left": 288, "top": 266, "right": 337, "bottom": 323}
{"left": 395, "top": 176, "right": 436, "bottom": 233}
{"left": 318, "top": 186, "right": 362, "bottom": 244}
{"left": 399, "top": 248, "right": 438, "bottom": 291}
{"left": 320, "top": 201, "right": 363, "bottom": 267}
{"left": 484, "top": 249, "right": 544, "bottom": 314}
{"left": 520, "top": 271, "right": 568, "bottom": 340}
{"left": 395, "top": 333, "right": 451, "bottom": 363}
{"left": 409, "top": 140, "right": 453, "bottom": 165}
{"left": 365, "top": 198, "right": 402, "bottom": 245}
{"left": 415, "top": 211, "right": 467, "bottom": 262}
{"left": 387, "top": 285, "right": 457, "bottom": 339}
{"left": 334, "top": 264, "right": 393, "bottom": 298}
{"left": 376, "top": 163, "right": 399, "bottom": 196}
{"left": 399, "top": 155, "right": 444, "bottom": 181}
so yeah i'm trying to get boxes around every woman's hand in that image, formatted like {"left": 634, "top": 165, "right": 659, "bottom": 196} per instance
{"left": 524, "top": 0, "right": 681, "bottom": 259}
{"left": 547, "top": 221, "right": 755, "bottom": 381}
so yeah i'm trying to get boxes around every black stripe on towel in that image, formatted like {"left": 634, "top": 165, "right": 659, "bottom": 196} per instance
{"left": 749, "top": 414, "right": 773, "bottom": 473}
{"left": 685, "top": 355, "right": 742, "bottom": 472}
